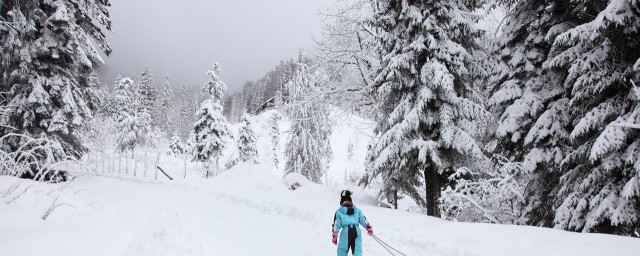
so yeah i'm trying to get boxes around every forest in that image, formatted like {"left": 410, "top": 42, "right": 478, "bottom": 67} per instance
{"left": 1, "top": 0, "right": 639, "bottom": 240}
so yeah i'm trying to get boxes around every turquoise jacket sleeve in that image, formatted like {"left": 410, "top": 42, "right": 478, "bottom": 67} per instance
{"left": 332, "top": 211, "right": 342, "bottom": 233}
{"left": 358, "top": 210, "right": 369, "bottom": 227}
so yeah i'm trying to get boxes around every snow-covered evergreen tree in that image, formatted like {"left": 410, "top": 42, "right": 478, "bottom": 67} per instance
{"left": 363, "top": 0, "right": 488, "bottom": 216}
{"left": 284, "top": 64, "right": 333, "bottom": 184}
{"left": 544, "top": 0, "right": 640, "bottom": 235}
{"left": 237, "top": 113, "right": 258, "bottom": 163}
{"left": 488, "top": 0, "right": 607, "bottom": 226}
{"left": 269, "top": 112, "right": 282, "bottom": 168}
{"left": 0, "top": 0, "right": 112, "bottom": 160}
{"left": 113, "top": 77, "right": 151, "bottom": 152}
{"left": 156, "top": 77, "right": 174, "bottom": 134}
{"left": 190, "top": 63, "right": 230, "bottom": 177}
{"left": 138, "top": 67, "right": 157, "bottom": 115}
{"left": 177, "top": 85, "right": 192, "bottom": 141}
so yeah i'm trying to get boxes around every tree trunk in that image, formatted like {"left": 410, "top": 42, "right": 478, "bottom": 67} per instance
{"left": 393, "top": 190, "right": 398, "bottom": 209}
{"left": 125, "top": 151, "right": 129, "bottom": 174}
{"left": 215, "top": 158, "right": 219, "bottom": 176}
{"left": 133, "top": 148, "right": 138, "bottom": 177}
{"left": 155, "top": 150, "right": 160, "bottom": 180}
{"left": 424, "top": 166, "right": 440, "bottom": 217}
{"left": 183, "top": 153, "right": 188, "bottom": 179}
{"left": 144, "top": 150, "right": 148, "bottom": 178}
{"left": 101, "top": 151, "right": 105, "bottom": 173}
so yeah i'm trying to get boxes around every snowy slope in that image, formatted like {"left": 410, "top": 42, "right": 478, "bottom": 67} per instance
{"left": 1, "top": 165, "right": 639, "bottom": 256}
{"left": 1, "top": 110, "right": 638, "bottom": 256}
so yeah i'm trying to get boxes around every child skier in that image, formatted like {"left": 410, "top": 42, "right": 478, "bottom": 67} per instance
{"left": 332, "top": 190, "right": 373, "bottom": 256}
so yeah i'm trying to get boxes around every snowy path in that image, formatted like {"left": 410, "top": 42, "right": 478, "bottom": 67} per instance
{"left": 1, "top": 166, "right": 639, "bottom": 256}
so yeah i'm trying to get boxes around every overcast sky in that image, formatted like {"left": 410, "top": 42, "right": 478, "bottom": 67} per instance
{"left": 98, "top": 0, "right": 329, "bottom": 92}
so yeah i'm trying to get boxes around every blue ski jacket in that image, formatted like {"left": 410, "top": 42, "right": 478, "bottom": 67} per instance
{"left": 332, "top": 204, "right": 369, "bottom": 256}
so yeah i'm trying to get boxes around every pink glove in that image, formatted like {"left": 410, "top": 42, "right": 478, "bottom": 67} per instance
{"left": 366, "top": 225, "right": 373, "bottom": 236}
{"left": 332, "top": 232, "right": 338, "bottom": 245}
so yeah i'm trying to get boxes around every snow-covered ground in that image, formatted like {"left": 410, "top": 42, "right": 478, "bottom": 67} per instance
{"left": 1, "top": 110, "right": 638, "bottom": 256}
{"left": 1, "top": 164, "right": 638, "bottom": 256}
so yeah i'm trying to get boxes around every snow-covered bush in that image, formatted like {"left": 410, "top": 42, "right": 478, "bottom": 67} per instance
{"left": 0, "top": 133, "right": 76, "bottom": 182}
{"left": 0, "top": 94, "right": 79, "bottom": 182}
{"left": 440, "top": 155, "right": 529, "bottom": 224}
{"left": 169, "top": 135, "right": 184, "bottom": 156}
{"left": 283, "top": 172, "right": 309, "bottom": 191}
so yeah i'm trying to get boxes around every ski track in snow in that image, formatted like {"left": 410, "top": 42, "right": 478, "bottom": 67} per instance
{"left": 0, "top": 168, "right": 479, "bottom": 256}
{"left": 3, "top": 167, "right": 639, "bottom": 256}
{"left": 97, "top": 171, "right": 465, "bottom": 256}
{"left": 6, "top": 165, "right": 640, "bottom": 256}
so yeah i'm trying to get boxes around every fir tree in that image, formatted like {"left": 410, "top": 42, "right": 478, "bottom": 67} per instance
{"left": 0, "top": 0, "right": 112, "bottom": 160}
{"left": 237, "top": 113, "right": 258, "bottom": 163}
{"left": 363, "top": 0, "right": 488, "bottom": 216}
{"left": 284, "top": 64, "right": 333, "bottom": 184}
{"left": 191, "top": 63, "right": 230, "bottom": 177}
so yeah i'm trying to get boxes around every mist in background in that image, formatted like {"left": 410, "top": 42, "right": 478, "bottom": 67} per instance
{"left": 98, "top": 0, "right": 329, "bottom": 92}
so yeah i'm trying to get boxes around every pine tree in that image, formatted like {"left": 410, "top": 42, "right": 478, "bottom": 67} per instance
{"left": 284, "top": 64, "right": 333, "bottom": 184}
{"left": 544, "top": 0, "right": 640, "bottom": 235}
{"left": 269, "top": 112, "right": 282, "bottom": 168}
{"left": 0, "top": 0, "right": 112, "bottom": 160}
{"left": 191, "top": 63, "right": 230, "bottom": 177}
{"left": 237, "top": 113, "right": 258, "bottom": 163}
{"left": 363, "top": 0, "right": 488, "bottom": 216}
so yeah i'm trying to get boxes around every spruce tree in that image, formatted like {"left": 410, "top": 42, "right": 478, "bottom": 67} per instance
{"left": 156, "top": 77, "right": 174, "bottom": 134}
{"left": 284, "top": 64, "right": 332, "bottom": 184}
{"left": 364, "top": 0, "right": 487, "bottom": 216}
{"left": 545, "top": 0, "right": 640, "bottom": 235}
{"left": 138, "top": 67, "right": 157, "bottom": 113}
{"left": 178, "top": 85, "right": 192, "bottom": 141}
{"left": 113, "top": 77, "right": 150, "bottom": 152}
{"left": 191, "top": 63, "right": 230, "bottom": 177}
{"left": 237, "top": 113, "right": 258, "bottom": 163}
{"left": 269, "top": 112, "right": 282, "bottom": 168}
{"left": 488, "top": 0, "right": 606, "bottom": 226}
{"left": 0, "top": 0, "right": 112, "bottom": 159}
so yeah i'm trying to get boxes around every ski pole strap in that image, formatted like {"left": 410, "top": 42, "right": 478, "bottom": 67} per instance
{"left": 371, "top": 234, "right": 408, "bottom": 256}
